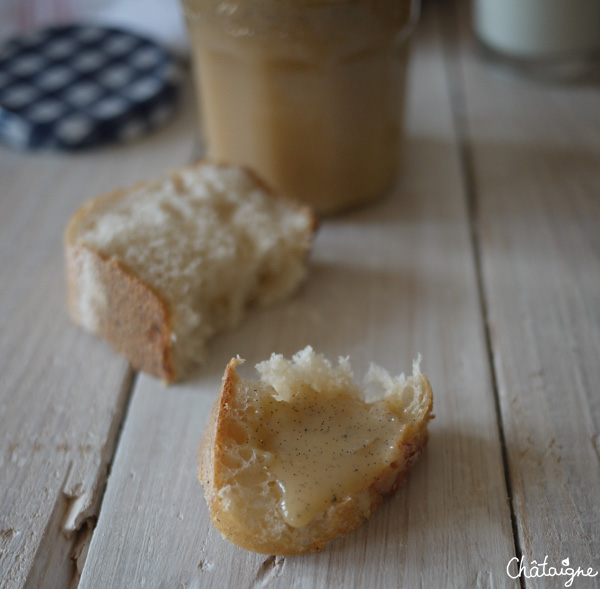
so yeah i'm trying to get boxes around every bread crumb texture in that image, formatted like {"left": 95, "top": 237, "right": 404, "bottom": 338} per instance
{"left": 65, "top": 161, "right": 315, "bottom": 380}
{"left": 199, "top": 346, "right": 433, "bottom": 555}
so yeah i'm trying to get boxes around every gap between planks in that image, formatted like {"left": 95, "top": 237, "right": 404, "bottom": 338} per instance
{"left": 69, "top": 371, "right": 139, "bottom": 589}
{"left": 22, "top": 370, "right": 137, "bottom": 589}
{"left": 433, "top": 2, "right": 526, "bottom": 587}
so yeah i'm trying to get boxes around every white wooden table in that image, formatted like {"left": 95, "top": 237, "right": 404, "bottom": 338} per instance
{"left": 1, "top": 1, "right": 599, "bottom": 587}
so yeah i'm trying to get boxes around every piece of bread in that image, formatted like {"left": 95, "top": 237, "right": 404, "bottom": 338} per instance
{"left": 199, "top": 346, "right": 433, "bottom": 555}
{"left": 64, "top": 161, "right": 316, "bottom": 382}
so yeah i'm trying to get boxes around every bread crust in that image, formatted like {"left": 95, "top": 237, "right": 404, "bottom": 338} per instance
{"left": 198, "top": 358, "right": 433, "bottom": 555}
{"left": 65, "top": 243, "right": 175, "bottom": 381}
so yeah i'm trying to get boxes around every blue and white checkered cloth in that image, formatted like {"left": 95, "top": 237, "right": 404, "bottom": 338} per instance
{"left": 0, "top": 24, "right": 181, "bottom": 150}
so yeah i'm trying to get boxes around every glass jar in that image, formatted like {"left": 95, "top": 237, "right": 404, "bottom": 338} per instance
{"left": 182, "top": 0, "right": 419, "bottom": 215}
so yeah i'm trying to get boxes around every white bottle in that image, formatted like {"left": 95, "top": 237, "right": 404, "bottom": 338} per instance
{"left": 474, "top": 0, "right": 600, "bottom": 78}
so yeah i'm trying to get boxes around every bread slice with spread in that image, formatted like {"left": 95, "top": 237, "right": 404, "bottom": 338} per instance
{"left": 199, "top": 346, "right": 433, "bottom": 554}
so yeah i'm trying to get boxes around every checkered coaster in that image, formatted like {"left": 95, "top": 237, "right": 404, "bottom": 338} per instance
{"left": 0, "top": 24, "right": 181, "bottom": 150}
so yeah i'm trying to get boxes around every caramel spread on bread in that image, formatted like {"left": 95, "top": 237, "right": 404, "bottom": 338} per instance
{"left": 199, "top": 347, "right": 433, "bottom": 554}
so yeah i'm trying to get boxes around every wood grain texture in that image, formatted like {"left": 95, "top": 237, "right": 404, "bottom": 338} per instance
{"left": 0, "top": 80, "right": 198, "bottom": 588}
{"left": 78, "top": 5, "right": 518, "bottom": 587}
{"left": 447, "top": 0, "right": 600, "bottom": 584}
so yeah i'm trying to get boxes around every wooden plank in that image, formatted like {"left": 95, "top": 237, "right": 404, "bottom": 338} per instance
{"left": 79, "top": 5, "right": 518, "bottom": 587}
{"left": 0, "top": 82, "right": 198, "bottom": 588}
{"left": 447, "top": 0, "right": 600, "bottom": 583}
